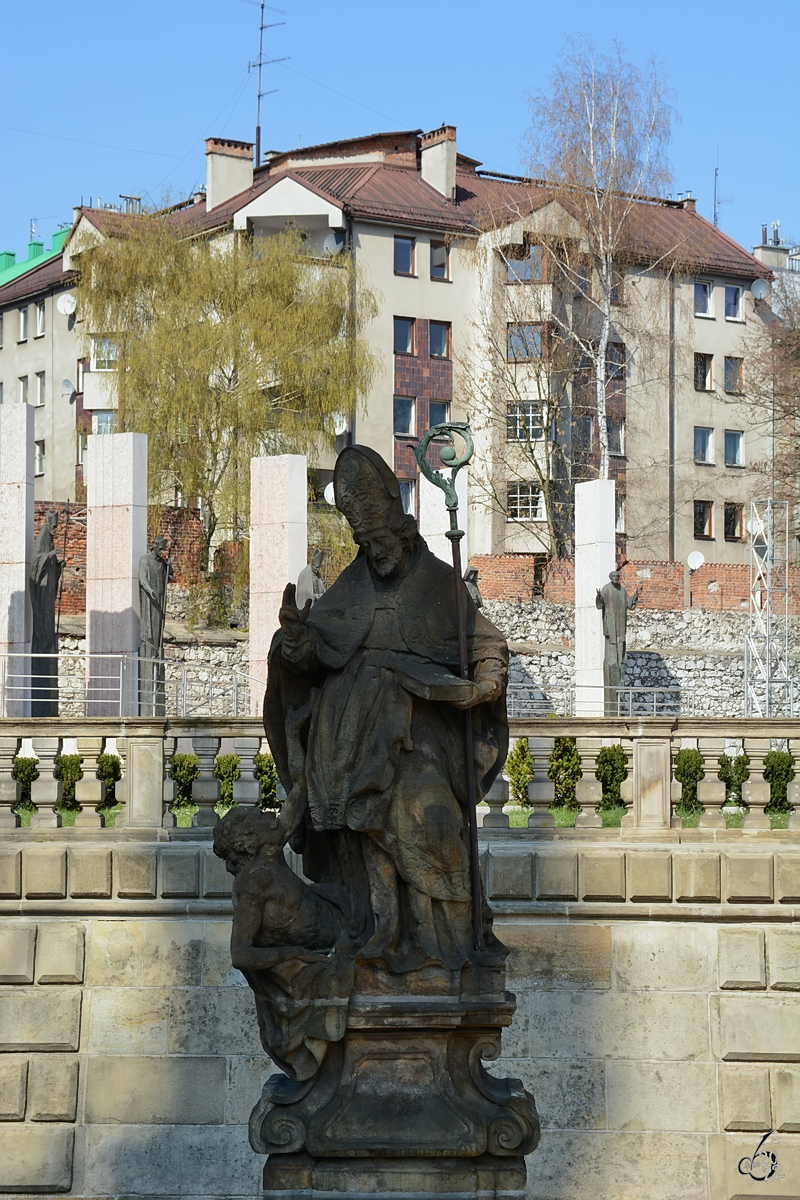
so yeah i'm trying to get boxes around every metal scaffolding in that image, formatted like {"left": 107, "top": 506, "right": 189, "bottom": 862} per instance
{"left": 744, "top": 499, "right": 792, "bottom": 716}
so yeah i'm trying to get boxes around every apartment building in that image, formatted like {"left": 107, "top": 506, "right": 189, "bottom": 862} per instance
{"left": 0, "top": 126, "right": 773, "bottom": 566}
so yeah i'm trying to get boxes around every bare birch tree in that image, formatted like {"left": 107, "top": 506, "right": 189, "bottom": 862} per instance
{"left": 525, "top": 38, "right": 673, "bottom": 479}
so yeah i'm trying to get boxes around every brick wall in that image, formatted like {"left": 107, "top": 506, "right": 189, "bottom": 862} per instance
{"left": 394, "top": 319, "right": 453, "bottom": 482}
{"left": 469, "top": 553, "right": 800, "bottom": 615}
{"left": 32, "top": 504, "right": 202, "bottom": 616}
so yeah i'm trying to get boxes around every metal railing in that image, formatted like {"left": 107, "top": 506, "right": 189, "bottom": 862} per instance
{"left": 0, "top": 653, "right": 266, "bottom": 718}
{"left": 507, "top": 684, "right": 693, "bottom": 718}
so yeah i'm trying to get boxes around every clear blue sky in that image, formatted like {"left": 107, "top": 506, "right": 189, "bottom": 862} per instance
{"left": 2, "top": 0, "right": 797, "bottom": 259}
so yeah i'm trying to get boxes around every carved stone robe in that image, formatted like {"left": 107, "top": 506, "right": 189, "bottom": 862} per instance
{"left": 264, "top": 536, "right": 508, "bottom": 978}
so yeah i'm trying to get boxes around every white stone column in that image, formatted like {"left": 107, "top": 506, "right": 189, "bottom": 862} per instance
{"left": 249, "top": 455, "right": 307, "bottom": 715}
{"left": 85, "top": 433, "right": 148, "bottom": 715}
{"left": 418, "top": 469, "right": 467, "bottom": 567}
{"left": 0, "top": 405, "right": 34, "bottom": 716}
{"left": 574, "top": 478, "right": 616, "bottom": 716}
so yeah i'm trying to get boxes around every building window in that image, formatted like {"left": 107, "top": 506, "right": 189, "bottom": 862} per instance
{"left": 429, "top": 400, "right": 450, "bottom": 427}
{"left": 91, "top": 337, "right": 119, "bottom": 371}
{"left": 694, "top": 281, "right": 713, "bottom": 317}
{"left": 393, "top": 237, "right": 415, "bottom": 276}
{"left": 507, "top": 322, "right": 543, "bottom": 360}
{"left": 610, "top": 267, "right": 625, "bottom": 306}
{"left": 507, "top": 401, "right": 542, "bottom": 442}
{"left": 724, "top": 503, "right": 743, "bottom": 540}
{"left": 393, "top": 317, "right": 414, "bottom": 355}
{"left": 725, "top": 285, "right": 742, "bottom": 321}
{"left": 18, "top": 307, "right": 28, "bottom": 342}
{"left": 694, "top": 500, "right": 713, "bottom": 539}
{"left": 573, "top": 261, "right": 592, "bottom": 300}
{"left": 0, "top": 383, "right": 4, "bottom": 403}
{"left": 429, "top": 321, "right": 450, "bottom": 358}
{"left": 694, "top": 426, "right": 713, "bottom": 464}
{"left": 0, "top": 314, "right": 4, "bottom": 348}
{"left": 76, "top": 357, "right": 87, "bottom": 393}
{"left": 615, "top": 493, "right": 626, "bottom": 534}
{"left": 92, "top": 411, "right": 118, "bottom": 434}
{"left": 398, "top": 480, "right": 416, "bottom": 515}
{"left": 18, "top": 375, "right": 28, "bottom": 404}
{"left": 393, "top": 396, "right": 415, "bottom": 436}
{"left": 607, "top": 417, "right": 625, "bottom": 456}
{"left": 724, "top": 429, "right": 744, "bottom": 467}
{"left": 430, "top": 242, "right": 449, "bottom": 280}
{"left": 574, "top": 413, "right": 593, "bottom": 449}
{"left": 694, "top": 353, "right": 713, "bottom": 391}
{"left": 724, "top": 356, "right": 743, "bottom": 393}
{"left": 35, "top": 300, "right": 45, "bottom": 337}
{"left": 35, "top": 371, "right": 45, "bottom": 407}
{"left": 77, "top": 430, "right": 88, "bottom": 466}
{"left": 507, "top": 482, "right": 545, "bottom": 521}
{"left": 34, "top": 440, "right": 45, "bottom": 476}
{"left": 505, "top": 241, "right": 544, "bottom": 284}
{"left": 606, "top": 342, "right": 626, "bottom": 380}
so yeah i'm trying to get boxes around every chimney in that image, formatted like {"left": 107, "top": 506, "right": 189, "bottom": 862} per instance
{"left": 205, "top": 138, "right": 254, "bottom": 211}
{"left": 762, "top": 224, "right": 768, "bottom": 244}
{"left": 420, "top": 125, "right": 457, "bottom": 200}
{"left": 682, "top": 197, "right": 697, "bottom": 213}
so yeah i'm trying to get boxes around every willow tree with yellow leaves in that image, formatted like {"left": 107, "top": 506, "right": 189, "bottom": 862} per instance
{"left": 75, "top": 216, "right": 377, "bottom": 567}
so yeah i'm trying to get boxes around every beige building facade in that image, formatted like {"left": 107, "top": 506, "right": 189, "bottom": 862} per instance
{"left": 0, "top": 127, "right": 774, "bottom": 568}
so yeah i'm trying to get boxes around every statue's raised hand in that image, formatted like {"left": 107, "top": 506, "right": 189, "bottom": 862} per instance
{"left": 279, "top": 582, "right": 312, "bottom": 642}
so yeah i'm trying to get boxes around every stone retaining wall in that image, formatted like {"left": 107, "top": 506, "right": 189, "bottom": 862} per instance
{"left": 1, "top": 828, "right": 798, "bottom": 1200}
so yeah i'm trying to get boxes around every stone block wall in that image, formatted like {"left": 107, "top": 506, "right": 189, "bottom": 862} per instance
{"left": 0, "top": 829, "right": 798, "bottom": 1199}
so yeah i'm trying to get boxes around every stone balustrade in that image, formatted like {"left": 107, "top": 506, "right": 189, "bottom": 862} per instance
{"left": 0, "top": 715, "right": 798, "bottom": 835}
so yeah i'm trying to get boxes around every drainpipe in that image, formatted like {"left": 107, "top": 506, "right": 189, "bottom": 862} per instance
{"left": 345, "top": 208, "right": 357, "bottom": 446}
{"left": 668, "top": 272, "right": 676, "bottom": 560}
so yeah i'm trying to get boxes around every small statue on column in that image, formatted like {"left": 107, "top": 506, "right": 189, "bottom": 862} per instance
{"left": 138, "top": 535, "right": 173, "bottom": 716}
{"left": 596, "top": 570, "right": 641, "bottom": 712}
{"left": 29, "top": 511, "right": 64, "bottom": 717}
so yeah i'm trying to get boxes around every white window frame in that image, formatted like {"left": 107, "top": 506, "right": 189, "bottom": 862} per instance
{"left": 398, "top": 479, "right": 416, "bottom": 516}
{"left": 724, "top": 285, "right": 743, "bottom": 322}
{"left": 35, "top": 299, "right": 45, "bottom": 337}
{"left": 694, "top": 353, "right": 713, "bottom": 391}
{"left": 724, "top": 429, "right": 744, "bottom": 468}
{"left": 429, "top": 321, "right": 451, "bottom": 359}
{"left": 393, "top": 395, "right": 415, "bottom": 437}
{"left": 694, "top": 280, "right": 714, "bottom": 318}
{"left": 507, "top": 482, "right": 546, "bottom": 522}
{"left": 428, "top": 400, "right": 450, "bottom": 429}
{"left": 18, "top": 307, "right": 28, "bottom": 342}
{"left": 18, "top": 375, "right": 28, "bottom": 404}
{"left": 615, "top": 494, "right": 626, "bottom": 534}
{"left": 34, "top": 440, "right": 45, "bottom": 476}
{"left": 92, "top": 411, "right": 118, "bottom": 435}
{"left": 35, "top": 371, "right": 45, "bottom": 407}
{"left": 430, "top": 241, "right": 449, "bottom": 280}
{"left": 507, "top": 400, "right": 542, "bottom": 442}
{"left": 607, "top": 417, "right": 626, "bottom": 457}
{"left": 393, "top": 237, "right": 415, "bottom": 277}
{"left": 91, "top": 336, "right": 119, "bottom": 371}
{"left": 694, "top": 426, "right": 714, "bottom": 464}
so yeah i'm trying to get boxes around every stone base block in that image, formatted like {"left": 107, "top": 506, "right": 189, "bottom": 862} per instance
{"left": 263, "top": 1152, "right": 527, "bottom": 1198}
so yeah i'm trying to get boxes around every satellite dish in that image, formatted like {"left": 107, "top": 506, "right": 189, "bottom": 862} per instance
{"left": 751, "top": 279, "right": 770, "bottom": 301}
{"left": 332, "top": 412, "right": 348, "bottom": 436}
{"left": 322, "top": 230, "right": 344, "bottom": 256}
{"left": 61, "top": 379, "right": 74, "bottom": 394}
{"left": 323, "top": 482, "right": 336, "bottom": 506}
{"left": 687, "top": 551, "right": 705, "bottom": 571}
{"left": 56, "top": 293, "right": 76, "bottom": 315}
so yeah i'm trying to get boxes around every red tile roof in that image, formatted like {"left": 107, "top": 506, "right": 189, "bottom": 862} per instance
{"left": 0, "top": 253, "right": 74, "bottom": 304}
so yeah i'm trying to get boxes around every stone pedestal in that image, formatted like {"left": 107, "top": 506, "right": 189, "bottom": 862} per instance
{"left": 254, "top": 994, "right": 538, "bottom": 1199}
{"left": 249, "top": 455, "right": 307, "bottom": 715}
{"left": 85, "top": 434, "right": 148, "bottom": 715}
{"left": 573, "top": 479, "right": 615, "bottom": 716}
{"left": 0, "top": 404, "right": 34, "bottom": 717}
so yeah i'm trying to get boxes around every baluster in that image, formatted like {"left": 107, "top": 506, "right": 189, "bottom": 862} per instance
{"left": 743, "top": 738, "right": 771, "bottom": 829}
{"left": 74, "top": 736, "right": 105, "bottom": 828}
{"left": 0, "top": 736, "right": 20, "bottom": 828}
{"left": 482, "top": 777, "right": 509, "bottom": 828}
{"left": 697, "top": 734, "right": 726, "bottom": 828}
{"left": 162, "top": 735, "right": 177, "bottom": 827}
{"left": 29, "top": 737, "right": 62, "bottom": 828}
{"left": 233, "top": 737, "right": 261, "bottom": 807}
{"left": 574, "top": 737, "right": 601, "bottom": 827}
{"left": 191, "top": 735, "right": 221, "bottom": 826}
{"left": 112, "top": 736, "right": 129, "bottom": 826}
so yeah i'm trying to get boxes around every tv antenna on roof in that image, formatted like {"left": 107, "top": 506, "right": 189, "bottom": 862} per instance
{"left": 713, "top": 150, "right": 733, "bottom": 227}
{"left": 243, "top": 0, "right": 288, "bottom": 168}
